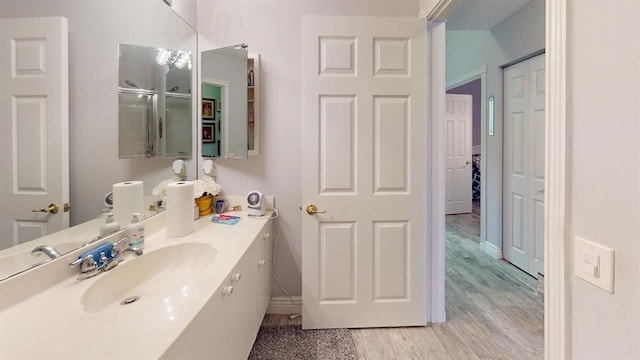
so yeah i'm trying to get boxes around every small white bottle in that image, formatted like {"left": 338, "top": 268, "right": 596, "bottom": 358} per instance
{"left": 99, "top": 213, "right": 120, "bottom": 238}
{"left": 125, "top": 213, "right": 145, "bottom": 250}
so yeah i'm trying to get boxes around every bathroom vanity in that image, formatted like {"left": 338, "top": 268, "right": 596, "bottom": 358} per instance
{"left": 0, "top": 210, "right": 274, "bottom": 359}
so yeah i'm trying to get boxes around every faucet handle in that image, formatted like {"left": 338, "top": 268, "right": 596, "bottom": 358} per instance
{"left": 81, "top": 256, "right": 97, "bottom": 273}
{"left": 69, "top": 254, "right": 89, "bottom": 268}
{"left": 98, "top": 252, "right": 109, "bottom": 267}
{"left": 111, "top": 244, "right": 121, "bottom": 258}
{"left": 69, "top": 254, "right": 96, "bottom": 272}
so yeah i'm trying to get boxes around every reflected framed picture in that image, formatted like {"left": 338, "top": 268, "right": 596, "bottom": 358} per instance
{"left": 202, "top": 124, "right": 215, "bottom": 143}
{"left": 202, "top": 98, "right": 215, "bottom": 120}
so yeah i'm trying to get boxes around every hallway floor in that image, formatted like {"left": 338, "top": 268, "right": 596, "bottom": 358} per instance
{"left": 264, "top": 201, "right": 544, "bottom": 359}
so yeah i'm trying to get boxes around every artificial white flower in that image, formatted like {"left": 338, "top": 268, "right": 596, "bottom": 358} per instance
{"left": 153, "top": 177, "right": 222, "bottom": 200}
{"left": 193, "top": 176, "right": 222, "bottom": 198}
{"left": 152, "top": 179, "right": 177, "bottom": 198}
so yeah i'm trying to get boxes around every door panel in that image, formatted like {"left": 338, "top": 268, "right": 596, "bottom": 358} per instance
{"left": 319, "top": 223, "right": 356, "bottom": 302}
{"left": 374, "top": 96, "right": 409, "bottom": 192}
{"left": 301, "top": 16, "right": 427, "bottom": 329}
{"left": 373, "top": 221, "right": 409, "bottom": 301}
{"left": 529, "top": 54, "right": 546, "bottom": 276}
{"left": 504, "top": 60, "right": 530, "bottom": 274}
{"left": 503, "top": 54, "right": 545, "bottom": 277}
{"left": 0, "top": 17, "right": 69, "bottom": 250}
{"left": 320, "top": 96, "right": 356, "bottom": 193}
{"left": 444, "top": 94, "right": 472, "bottom": 214}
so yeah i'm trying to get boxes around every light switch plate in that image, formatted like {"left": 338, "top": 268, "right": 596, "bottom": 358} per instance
{"left": 574, "top": 237, "right": 615, "bottom": 293}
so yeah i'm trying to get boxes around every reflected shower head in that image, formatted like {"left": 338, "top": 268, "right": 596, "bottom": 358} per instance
{"left": 168, "top": 86, "right": 179, "bottom": 92}
{"left": 125, "top": 80, "right": 139, "bottom": 88}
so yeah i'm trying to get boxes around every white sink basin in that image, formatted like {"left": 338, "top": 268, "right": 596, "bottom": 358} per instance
{"left": 80, "top": 243, "right": 216, "bottom": 313}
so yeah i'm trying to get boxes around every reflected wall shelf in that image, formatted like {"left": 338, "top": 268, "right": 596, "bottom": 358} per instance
{"left": 248, "top": 54, "right": 260, "bottom": 156}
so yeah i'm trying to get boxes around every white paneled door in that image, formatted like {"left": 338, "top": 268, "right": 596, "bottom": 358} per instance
{"left": 444, "top": 94, "right": 472, "bottom": 215}
{"left": 0, "top": 17, "right": 69, "bottom": 250}
{"left": 503, "top": 54, "right": 545, "bottom": 277}
{"left": 301, "top": 16, "right": 428, "bottom": 329}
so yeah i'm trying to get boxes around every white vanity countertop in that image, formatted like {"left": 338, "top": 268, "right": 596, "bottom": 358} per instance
{"left": 0, "top": 211, "right": 272, "bottom": 359}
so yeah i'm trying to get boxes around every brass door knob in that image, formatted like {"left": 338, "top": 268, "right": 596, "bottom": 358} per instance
{"left": 305, "top": 204, "right": 327, "bottom": 215}
{"left": 32, "top": 203, "right": 59, "bottom": 214}
{"left": 465, "top": 160, "right": 471, "bottom": 167}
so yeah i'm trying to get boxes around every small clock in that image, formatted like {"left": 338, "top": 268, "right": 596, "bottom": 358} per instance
{"left": 247, "top": 191, "right": 266, "bottom": 217}
{"left": 104, "top": 192, "right": 113, "bottom": 208}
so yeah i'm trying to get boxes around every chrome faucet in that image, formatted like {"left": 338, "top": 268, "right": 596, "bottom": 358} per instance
{"left": 69, "top": 237, "right": 143, "bottom": 280}
{"left": 31, "top": 245, "right": 62, "bottom": 259}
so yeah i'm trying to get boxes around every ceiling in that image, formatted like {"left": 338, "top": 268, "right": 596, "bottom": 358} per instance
{"left": 445, "top": 0, "right": 534, "bottom": 30}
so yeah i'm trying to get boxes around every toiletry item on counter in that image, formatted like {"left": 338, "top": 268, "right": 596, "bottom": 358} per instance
{"left": 215, "top": 199, "right": 226, "bottom": 214}
{"left": 112, "top": 180, "right": 143, "bottom": 226}
{"left": 248, "top": 70, "right": 254, "bottom": 86}
{"left": 210, "top": 214, "right": 242, "bottom": 225}
{"left": 125, "top": 213, "right": 144, "bottom": 250}
{"left": 99, "top": 213, "right": 120, "bottom": 238}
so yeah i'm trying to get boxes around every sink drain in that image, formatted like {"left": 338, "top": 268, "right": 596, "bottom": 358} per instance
{"left": 121, "top": 296, "right": 140, "bottom": 305}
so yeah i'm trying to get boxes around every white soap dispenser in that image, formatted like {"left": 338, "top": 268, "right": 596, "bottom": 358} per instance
{"left": 125, "top": 212, "right": 145, "bottom": 250}
{"left": 99, "top": 213, "right": 120, "bottom": 238}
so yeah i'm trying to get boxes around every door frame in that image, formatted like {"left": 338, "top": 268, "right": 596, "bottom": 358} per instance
{"left": 446, "top": 66, "right": 487, "bottom": 245}
{"left": 424, "top": 0, "right": 569, "bottom": 358}
{"left": 201, "top": 77, "right": 229, "bottom": 157}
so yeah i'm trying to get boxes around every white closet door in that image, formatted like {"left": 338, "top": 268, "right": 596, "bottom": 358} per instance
{"left": 0, "top": 17, "right": 69, "bottom": 250}
{"left": 503, "top": 53, "right": 545, "bottom": 277}
{"left": 301, "top": 16, "right": 428, "bottom": 329}
{"left": 528, "top": 55, "right": 545, "bottom": 276}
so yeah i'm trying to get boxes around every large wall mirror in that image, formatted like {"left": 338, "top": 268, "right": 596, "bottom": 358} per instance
{"left": 0, "top": 0, "right": 197, "bottom": 280}
{"left": 201, "top": 44, "right": 248, "bottom": 159}
{"left": 118, "top": 44, "right": 192, "bottom": 158}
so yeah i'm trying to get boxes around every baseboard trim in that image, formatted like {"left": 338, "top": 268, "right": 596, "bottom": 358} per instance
{"left": 266, "top": 296, "right": 302, "bottom": 315}
{"left": 480, "top": 241, "right": 502, "bottom": 259}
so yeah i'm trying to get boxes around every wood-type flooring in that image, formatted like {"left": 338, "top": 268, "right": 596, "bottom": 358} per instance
{"left": 262, "top": 201, "right": 544, "bottom": 359}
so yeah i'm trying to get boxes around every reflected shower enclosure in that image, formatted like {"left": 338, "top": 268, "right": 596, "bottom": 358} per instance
{"left": 118, "top": 44, "right": 192, "bottom": 158}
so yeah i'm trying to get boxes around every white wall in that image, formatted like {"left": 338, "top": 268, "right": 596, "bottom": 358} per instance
{"left": 445, "top": 0, "right": 545, "bottom": 249}
{"left": 0, "top": 0, "right": 198, "bottom": 226}
{"left": 170, "top": 0, "right": 197, "bottom": 29}
{"left": 196, "top": 0, "right": 419, "bottom": 297}
{"left": 569, "top": 0, "right": 640, "bottom": 358}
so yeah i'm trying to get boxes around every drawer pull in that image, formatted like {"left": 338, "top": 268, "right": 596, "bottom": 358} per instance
{"left": 231, "top": 273, "right": 242, "bottom": 283}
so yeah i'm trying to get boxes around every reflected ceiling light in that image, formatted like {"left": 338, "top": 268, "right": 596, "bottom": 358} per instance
{"left": 156, "top": 49, "right": 192, "bottom": 70}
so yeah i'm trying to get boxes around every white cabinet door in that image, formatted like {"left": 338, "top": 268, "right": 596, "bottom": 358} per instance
{"left": 162, "top": 240, "right": 260, "bottom": 360}
{"left": 215, "top": 250, "right": 258, "bottom": 359}
{"left": 445, "top": 94, "right": 473, "bottom": 215}
{"left": 301, "top": 16, "right": 428, "bottom": 329}
{"left": 503, "top": 54, "right": 545, "bottom": 277}
{"left": 0, "top": 17, "right": 69, "bottom": 250}
{"left": 256, "top": 223, "right": 273, "bottom": 325}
